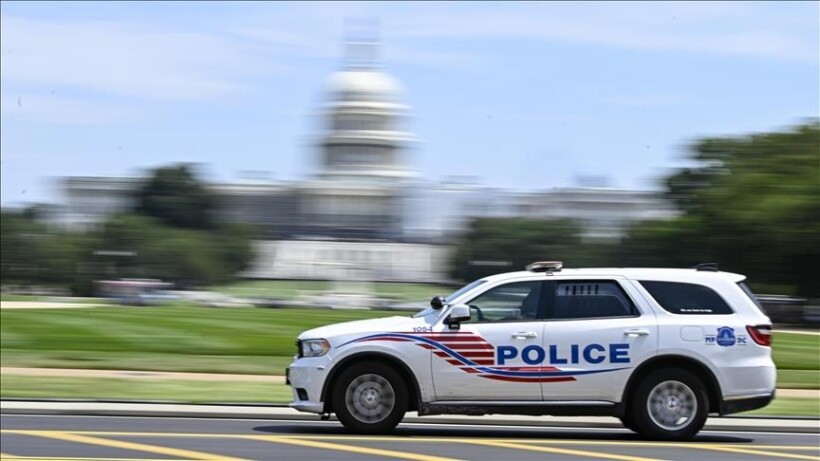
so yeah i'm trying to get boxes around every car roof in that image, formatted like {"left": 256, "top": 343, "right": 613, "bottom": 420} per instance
{"left": 482, "top": 268, "right": 746, "bottom": 284}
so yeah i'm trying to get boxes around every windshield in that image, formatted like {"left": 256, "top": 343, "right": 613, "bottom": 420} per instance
{"left": 411, "top": 279, "right": 487, "bottom": 318}
{"left": 446, "top": 279, "right": 487, "bottom": 303}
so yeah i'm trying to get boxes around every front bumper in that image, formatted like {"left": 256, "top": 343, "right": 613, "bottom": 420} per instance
{"left": 286, "top": 356, "right": 331, "bottom": 414}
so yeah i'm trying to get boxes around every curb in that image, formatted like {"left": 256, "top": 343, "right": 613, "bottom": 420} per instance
{"left": 2, "top": 400, "right": 818, "bottom": 433}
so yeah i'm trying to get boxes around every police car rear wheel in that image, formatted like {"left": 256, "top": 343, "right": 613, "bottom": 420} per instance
{"left": 619, "top": 414, "right": 638, "bottom": 433}
{"left": 333, "top": 362, "right": 408, "bottom": 434}
{"left": 632, "top": 368, "right": 708, "bottom": 440}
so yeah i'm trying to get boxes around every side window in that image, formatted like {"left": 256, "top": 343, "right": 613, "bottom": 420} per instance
{"left": 639, "top": 281, "right": 733, "bottom": 315}
{"left": 737, "top": 282, "right": 767, "bottom": 315}
{"left": 463, "top": 281, "right": 543, "bottom": 323}
{"left": 553, "top": 280, "right": 636, "bottom": 319}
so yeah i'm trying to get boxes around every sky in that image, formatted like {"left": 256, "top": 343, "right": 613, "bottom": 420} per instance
{"left": 1, "top": 1, "right": 818, "bottom": 207}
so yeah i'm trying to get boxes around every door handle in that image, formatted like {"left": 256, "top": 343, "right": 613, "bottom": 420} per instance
{"left": 624, "top": 328, "right": 650, "bottom": 337}
{"left": 511, "top": 332, "right": 537, "bottom": 339}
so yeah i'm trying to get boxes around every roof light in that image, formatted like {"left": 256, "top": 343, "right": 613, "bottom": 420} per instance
{"left": 526, "top": 261, "right": 563, "bottom": 273}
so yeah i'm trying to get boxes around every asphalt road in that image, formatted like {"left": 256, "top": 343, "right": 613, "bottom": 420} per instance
{"left": 1, "top": 414, "right": 818, "bottom": 461}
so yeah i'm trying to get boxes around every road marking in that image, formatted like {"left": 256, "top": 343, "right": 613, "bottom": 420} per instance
{"left": 692, "top": 445, "right": 820, "bottom": 460}
{"left": 19, "top": 431, "right": 247, "bottom": 461}
{"left": 467, "top": 440, "right": 663, "bottom": 461}
{"left": 7, "top": 414, "right": 819, "bottom": 437}
{"left": 285, "top": 436, "right": 820, "bottom": 451}
{"left": 0, "top": 457, "right": 169, "bottom": 460}
{"left": 5, "top": 429, "right": 819, "bottom": 451}
{"left": 247, "top": 435, "right": 464, "bottom": 461}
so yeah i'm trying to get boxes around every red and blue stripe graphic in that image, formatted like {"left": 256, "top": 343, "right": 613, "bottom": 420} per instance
{"left": 341, "top": 331, "right": 627, "bottom": 383}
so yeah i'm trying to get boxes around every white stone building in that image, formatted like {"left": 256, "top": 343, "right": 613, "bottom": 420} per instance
{"left": 53, "top": 39, "right": 674, "bottom": 282}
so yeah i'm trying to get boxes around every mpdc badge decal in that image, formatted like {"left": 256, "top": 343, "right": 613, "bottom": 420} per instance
{"left": 705, "top": 326, "right": 747, "bottom": 346}
{"left": 716, "top": 326, "right": 736, "bottom": 346}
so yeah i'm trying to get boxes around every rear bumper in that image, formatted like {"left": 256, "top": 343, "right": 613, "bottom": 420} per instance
{"left": 719, "top": 391, "right": 775, "bottom": 415}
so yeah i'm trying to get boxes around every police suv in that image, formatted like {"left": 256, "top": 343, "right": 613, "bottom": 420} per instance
{"left": 287, "top": 262, "right": 775, "bottom": 440}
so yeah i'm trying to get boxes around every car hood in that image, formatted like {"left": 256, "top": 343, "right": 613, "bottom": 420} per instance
{"left": 297, "top": 315, "right": 424, "bottom": 343}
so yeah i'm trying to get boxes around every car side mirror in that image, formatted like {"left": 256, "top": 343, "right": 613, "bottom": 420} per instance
{"left": 446, "top": 304, "right": 471, "bottom": 329}
{"left": 430, "top": 295, "right": 446, "bottom": 310}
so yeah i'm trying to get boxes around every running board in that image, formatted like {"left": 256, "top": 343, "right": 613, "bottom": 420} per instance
{"left": 418, "top": 400, "right": 620, "bottom": 417}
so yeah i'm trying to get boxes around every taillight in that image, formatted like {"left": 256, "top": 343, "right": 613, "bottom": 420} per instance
{"left": 746, "top": 325, "right": 773, "bottom": 346}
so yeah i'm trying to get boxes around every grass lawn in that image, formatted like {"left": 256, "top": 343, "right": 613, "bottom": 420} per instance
{"left": 746, "top": 396, "right": 820, "bottom": 417}
{"left": 772, "top": 331, "right": 820, "bottom": 370}
{"left": 0, "top": 306, "right": 398, "bottom": 374}
{"left": 778, "top": 369, "right": 820, "bottom": 389}
{"left": 0, "top": 375, "right": 292, "bottom": 404}
{"left": 0, "top": 349, "right": 293, "bottom": 375}
{"left": 0, "top": 295, "right": 49, "bottom": 302}
{"left": 209, "top": 280, "right": 331, "bottom": 300}
{"left": 209, "top": 280, "right": 453, "bottom": 302}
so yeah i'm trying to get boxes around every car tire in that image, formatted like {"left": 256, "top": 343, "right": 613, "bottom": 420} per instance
{"left": 333, "top": 362, "right": 408, "bottom": 434}
{"left": 631, "top": 368, "right": 708, "bottom": 440}
{"left": 619, "top": 414, "right": 638, "bottom": 433}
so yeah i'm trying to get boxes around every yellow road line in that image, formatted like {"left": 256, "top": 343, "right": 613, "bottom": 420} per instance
{"left": 466, "top": 440, "right": 664, "bottom": 461}
{"left": 692, "top": 445, "right": 820, "bottom": 460}
{"left": 0, "top": 457, "right": 169, "bottom": 460}
{"left": 523, "top": 440, "right": 820, "bottom": 451}
{"left": 22, "top": 431, "right": 247, "bottom": 461}
{"left": 247, "top": 435, "right": 464, "bottom": 461}
{"left": 4, "top": 429, "right": 819, "bottom": 452}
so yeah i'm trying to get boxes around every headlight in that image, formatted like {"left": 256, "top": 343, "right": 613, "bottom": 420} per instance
{"left": 300, "top": 339, "right": 331, "bottom": 357}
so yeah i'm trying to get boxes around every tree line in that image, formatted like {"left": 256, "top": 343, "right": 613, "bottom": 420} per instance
{"left": 451, "top": 121, "right": 819, "bottom": 298}
{"left": 2, "top": 122, "right": 818, "bottom": 297}
{"left": 1, "top": 165, "right": 252, "bottom": 295}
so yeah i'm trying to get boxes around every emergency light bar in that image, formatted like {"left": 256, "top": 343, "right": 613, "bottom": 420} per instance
{"left": 526, "top": 261, "right": 563, "bottom": 273}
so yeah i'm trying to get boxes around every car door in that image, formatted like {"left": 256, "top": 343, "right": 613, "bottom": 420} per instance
{"left": 540, "top": 277, "right": 657, "bottom": 402}
{"left": 431, "top": 280, "right": 546, "bottom": 401}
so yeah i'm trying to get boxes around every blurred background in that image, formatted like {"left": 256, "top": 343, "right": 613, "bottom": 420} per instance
{"left": 0, "top": 1, "right": 818, "bottom": 409}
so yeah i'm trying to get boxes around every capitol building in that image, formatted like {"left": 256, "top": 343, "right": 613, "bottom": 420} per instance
{"left": 55, "top": 39, "right": 674, "bottom": 283}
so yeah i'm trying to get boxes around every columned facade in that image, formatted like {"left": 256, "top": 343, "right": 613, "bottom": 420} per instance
{"left": 295, "top": 39, "right": 416, "bottom": 240}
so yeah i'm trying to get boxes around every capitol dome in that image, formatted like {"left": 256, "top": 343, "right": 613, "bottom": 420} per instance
{"left": 327, "top": 69, "right": 404, "bottom": 102}
{"left": 315, "top": 38, "right": 415, "bottom": 181}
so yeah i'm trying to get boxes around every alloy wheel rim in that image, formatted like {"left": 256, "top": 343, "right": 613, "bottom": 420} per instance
{"left": 345, "top": 373, "right": 395, "bottom": 424}
{"left": 647, "top": 380, "right": 697, "bottom": 431}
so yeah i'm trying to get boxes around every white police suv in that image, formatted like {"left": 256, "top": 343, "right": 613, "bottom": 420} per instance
{"left": 286, "top": 262, "right": 775, "bottom": 440}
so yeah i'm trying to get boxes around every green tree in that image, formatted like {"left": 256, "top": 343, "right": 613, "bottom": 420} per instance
{"left": 134, "top": 164, "right": 217, "bottom": 229}
{"left": 0, "top": 211, "right": 77, "bottom": 286}
{"left": 450, "top": 218, "right": 591, "bottom": 281}
{"left": 83, "top": 213, "right": 251, "bottom": 289}
{"left": 622, "top": 121, "right": 820, "bottom": 296}
{"left": 124, "top": 163, "right": 254, "bottom": 288}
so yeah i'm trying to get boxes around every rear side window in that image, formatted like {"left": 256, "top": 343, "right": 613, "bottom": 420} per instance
{"left": 553, "top": 281, "right": 636, "bottom": 319}
{"left": 737, "top": 282, "right": 767, "bottom": 315}
{"left": 640, "top": 281, "right": 733, "bottom": 315}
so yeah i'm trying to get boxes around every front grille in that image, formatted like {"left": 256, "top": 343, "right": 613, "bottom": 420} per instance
{"left": 296, "top": 339, "right": 303, "bottom": 358}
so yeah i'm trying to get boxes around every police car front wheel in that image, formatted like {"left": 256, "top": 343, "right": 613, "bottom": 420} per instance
{"left": 631, "top": 368, "right": 708, "bottom": 440}
{"left": 332, "top": 362, "right": 408, "bottom": 434}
